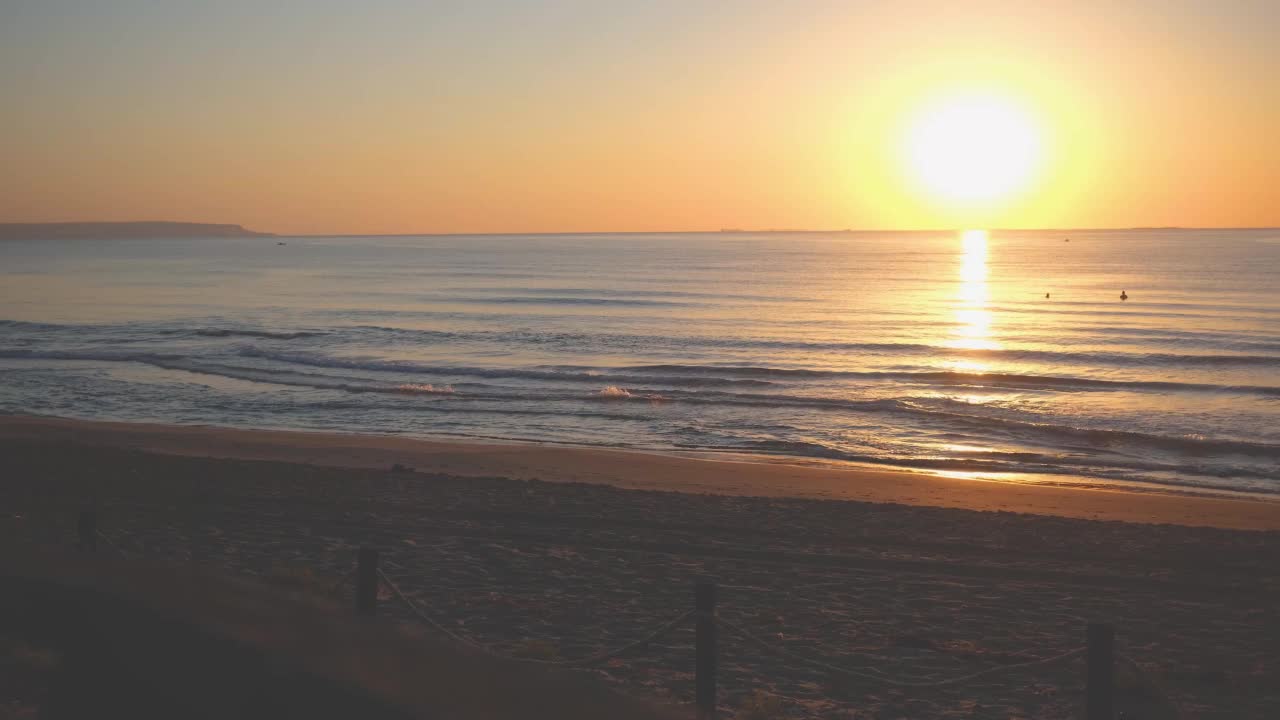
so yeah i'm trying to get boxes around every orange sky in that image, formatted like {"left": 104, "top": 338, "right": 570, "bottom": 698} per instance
{"left": 1, "top": 1, "right": 1277, "bottom": 234}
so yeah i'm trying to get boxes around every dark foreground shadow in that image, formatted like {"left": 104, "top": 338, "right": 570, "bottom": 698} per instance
{"left": 0, "top": 548, "right": 681, "bottom": 720}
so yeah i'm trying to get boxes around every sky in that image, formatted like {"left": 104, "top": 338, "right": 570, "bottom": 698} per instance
{"left": 2, "top": 0, "right": 1278, "bottom": 235}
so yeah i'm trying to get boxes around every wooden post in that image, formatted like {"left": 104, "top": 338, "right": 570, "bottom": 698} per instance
{"left": 695, "top": 581, "right": 717, "bottom": 719}
{"left": 77, "top": 511, "right": 97, "bottom": 552}
{"left": 1087, "top": 622, "right": 1114, "bottom": 720}
{"left": 356, "top": 548, "right": 379, "bottom": 616}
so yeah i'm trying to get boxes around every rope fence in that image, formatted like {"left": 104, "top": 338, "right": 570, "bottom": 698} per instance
{"left": 718, "top": 617, "right": 1087, "bottom": 689}
{"left": 379, "top": 565, "right": 697, "bottom": 667}
{"left": 69, "top": 510, "right": 1184, "bottom": 719}
{"left": 327, "top": 567, "right": 357, "bottom": 596}
{"left": 1118, "top": 652, "right": 1185, "bottom": 720}
{"left": 95, "top": 529, "right": 131, "bottom": 560}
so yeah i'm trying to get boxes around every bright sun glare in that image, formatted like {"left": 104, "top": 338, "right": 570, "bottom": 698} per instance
{"left": 905, "top": 93, "right": 1042, "bottom": 205}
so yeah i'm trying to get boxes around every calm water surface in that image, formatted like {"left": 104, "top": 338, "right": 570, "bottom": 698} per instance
{"left": 2, "top": 229, "right": 1279, "bottom": 495}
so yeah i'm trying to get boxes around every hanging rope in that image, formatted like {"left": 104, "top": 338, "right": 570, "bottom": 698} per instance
{"left": 376, "top": 567, "right": 693, "bottom": 667}
{"left": 719, "top": 617, "right": 1086, "bottom": 688}
{"left": 95, "top": 529, "right": 131, "bottom": 559}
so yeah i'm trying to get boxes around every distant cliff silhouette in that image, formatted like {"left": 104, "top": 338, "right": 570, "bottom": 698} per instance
{"left": 0, "top": 222, "right": 273, "bottom": 240}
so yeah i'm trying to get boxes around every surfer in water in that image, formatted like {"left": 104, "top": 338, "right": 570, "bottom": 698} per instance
{"left": 1120, "top": 290, "right": 1128, "bottom": 301}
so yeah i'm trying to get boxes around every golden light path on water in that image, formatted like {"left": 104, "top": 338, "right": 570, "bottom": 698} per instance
{"left": 939, "top": 229, "right": 1002, "bottom": 473}
{"left": 949, "top": 229, "right": 997, "bottom": 358}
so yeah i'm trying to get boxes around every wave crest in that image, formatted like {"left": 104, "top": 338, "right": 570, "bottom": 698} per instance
{"left": 191, "top": 328, "right": 323, "bottom": 340}
{"left": 395, "top": 383, "right": 455, "bottom": 395}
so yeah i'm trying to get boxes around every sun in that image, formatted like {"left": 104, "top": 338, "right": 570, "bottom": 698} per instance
{"left": 904, "top": 92, "right": 1043, "bottom": 205}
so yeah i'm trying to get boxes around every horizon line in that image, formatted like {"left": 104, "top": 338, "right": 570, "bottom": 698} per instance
{"left": 281, "top": 225, "right": 1280, "bottom": 237}
{"left": 6, "top": 220, "right": 1280, "bottom": 237}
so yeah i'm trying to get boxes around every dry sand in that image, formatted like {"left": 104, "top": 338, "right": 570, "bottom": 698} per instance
{"left": 2, "top": 414, "right": 1279, "bottom": 718}
{"left": 2, "top": 415, "right": 1277, "bottom": 530}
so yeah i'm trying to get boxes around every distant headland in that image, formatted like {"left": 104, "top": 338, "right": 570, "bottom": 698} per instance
{"left": 0, "top": 222, "right": 273, "bottom": 240}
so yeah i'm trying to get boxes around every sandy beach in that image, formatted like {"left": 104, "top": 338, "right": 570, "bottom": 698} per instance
{"left": 3, "top": 415, "right": 1278, "bottom": 531}
{"left": 3, "top": 414, "right": 1279, "bottom": 718}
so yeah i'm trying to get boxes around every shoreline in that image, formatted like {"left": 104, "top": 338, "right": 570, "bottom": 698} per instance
{"left": 3, "top": 414, "right": 1278, "bottom": 531}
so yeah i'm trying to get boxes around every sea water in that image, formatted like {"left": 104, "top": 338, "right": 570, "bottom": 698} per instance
{"left": 2, "top": 229, "right": 1278, "bottom": 495}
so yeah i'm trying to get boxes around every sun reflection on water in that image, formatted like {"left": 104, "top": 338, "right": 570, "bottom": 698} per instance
{"left": 948, "top": 230, "right": 998, "bottom": 357}
{"left": 930, "top": 230, "right": 1004, "bottom": 461}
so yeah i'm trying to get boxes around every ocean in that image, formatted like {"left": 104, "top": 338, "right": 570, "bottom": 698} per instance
{"left": 2, "top": 229, "right": 1278, "bottom": 496}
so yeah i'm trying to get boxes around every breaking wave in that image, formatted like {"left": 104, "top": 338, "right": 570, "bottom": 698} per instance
{"left": 189, "top": 328, "right": 324, "bottom": 340}
{"left": 396, "top": 383, "right": 456, "bottom": 395}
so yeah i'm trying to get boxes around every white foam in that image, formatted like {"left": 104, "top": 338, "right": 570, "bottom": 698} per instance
{"left": 396, "top": 383, "right": 456, "bottom": 395}
{"left": 597, "top": 385, "right": 632, "bottom": 399}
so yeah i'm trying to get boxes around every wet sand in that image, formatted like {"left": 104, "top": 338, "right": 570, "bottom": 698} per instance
{"left": 2, "top": 415, "right": 1277, "bottom": 530}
